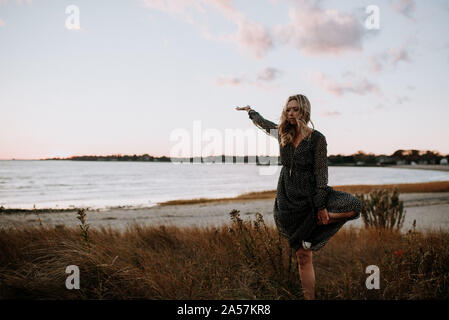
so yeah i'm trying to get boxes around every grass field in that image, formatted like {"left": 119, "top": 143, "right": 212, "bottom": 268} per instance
{"left": 0, "top": 210, "right": 447, "bottom": 300}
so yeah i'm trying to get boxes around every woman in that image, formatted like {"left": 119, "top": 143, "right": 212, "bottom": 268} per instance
{"left": 235, "top": 94, "right": 362, "bottom": 300}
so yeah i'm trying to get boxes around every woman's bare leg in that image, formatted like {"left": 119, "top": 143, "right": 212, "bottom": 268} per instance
{"left": 296, "top": 247, "right": 315, "bottom": 300}
{"left": 327, "top": 210, "right": 357, "bottom": 223}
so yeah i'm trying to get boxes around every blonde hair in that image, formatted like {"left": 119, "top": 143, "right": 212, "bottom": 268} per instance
{"left": 278, "top": 94, "right": 315, "bottom": 147}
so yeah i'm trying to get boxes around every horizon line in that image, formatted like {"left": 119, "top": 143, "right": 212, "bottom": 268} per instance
{"left": 2, "top": 149, "right": 449, "bottom": 161}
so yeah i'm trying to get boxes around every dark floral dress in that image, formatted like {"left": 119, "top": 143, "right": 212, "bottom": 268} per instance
{"left": 248, "top": 109, "right": 362, "bottom": 251}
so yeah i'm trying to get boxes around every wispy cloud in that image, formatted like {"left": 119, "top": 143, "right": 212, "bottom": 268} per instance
{"left": 143, "top": 0, "right": 378, "bottom": 58}
{"left": 368, "top": 55, "right": 383, "bottom": 73}
{"left": 321, "top": 110, "right": 342, "bottom": 117}
{"left": 389, "top": 47, "right": 411, "bottom": 65}
{"left": 396, "top": 96, "right": 411, "bottom": 104}
{"left": 391, "top": 0, "right": 416, "bottom": 19}
{"left": 216, "top": 74, "right": 248, "bottom": 87}
{"left": 256, "top": 67, "right": 282, "bottom": 82}
{"left": 273, "top": 0, "right": 368, "bottom": 55}
{"left": 310, "top": 71, "right": 381, "bottom": 96}
{"left": 368, "top": 45, "right": 412, "bottom": 73}
{"left": 205, "top": 20, "right": 273, "bottom": 59}
{"left": 216, "top": 67, "right": 282, "bottom": 89}
{"left": 0, "top": 18, "right": 4, "bottom": 27}
{"left": 142, "top": 0, "right": 205, "bottom": 22}
{"left": 142, "top": 0, "right": 274, "bottom": 59}
{"left": 233, "top": 21, "right": 273, "bottom": 59}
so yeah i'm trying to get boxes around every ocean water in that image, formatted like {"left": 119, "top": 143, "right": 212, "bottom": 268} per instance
{"left": 1, "top": 160, "right": 449, "bottom": 210}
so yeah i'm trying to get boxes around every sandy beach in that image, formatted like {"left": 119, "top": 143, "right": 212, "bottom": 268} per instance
{"left": 2, "top": 190, "right": 449, "bottom": 233}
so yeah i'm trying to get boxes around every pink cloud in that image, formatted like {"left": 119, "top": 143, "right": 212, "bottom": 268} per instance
{"left": 321, "top": 110, "right": 342, "bottom": 117}
{"left": 231, "top": 21, "right": 273, "bottom": 59}
{"left": 368, "top": 55, "right": 384, "bottom": 73}
{"left": 196, "top": 0, "right": 274, "bottom": 59}
{"left": 0, "top": 18, "right": 4, "bottom": 27}
{"left": 142, "top": 0, "right": 273, "bottom": 59}
{"left": 216, "top": 67, "right": 282, "bottom": 88}
{"left": 388, "top": 47, "right": 411, "bottom": 65}
{"left": 215, "top": 75, "right": 247, "bottom": 87}
{"left": 392, "top": 0, "right": 416, "bottom": 18}
{"left": 310, "top": 72, "right": 381, "bottom": 96}
{"left": 368, "top": 45, "right": 412, "bottom": 73}
{"left": 207, "top": 0, "right": 244, "bottom": 20}
{"left": 273, "top": 0, "right": 367, "bottom": 55}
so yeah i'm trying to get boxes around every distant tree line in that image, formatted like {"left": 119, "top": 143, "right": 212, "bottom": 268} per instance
{"left": 44, "top": 149, "right": 448, "bottom": 166}
{"left": 45, "top": 154, "right": 273, "bottom": 164}
{"left": 329, "top": 149, "right": 448, "bottom": 166}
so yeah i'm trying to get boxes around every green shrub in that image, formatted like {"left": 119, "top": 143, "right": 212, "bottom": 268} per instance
{"left": 355, "top": 187, "right": 405, "bottom": 230}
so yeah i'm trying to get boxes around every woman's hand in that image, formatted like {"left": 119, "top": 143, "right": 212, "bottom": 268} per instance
{"left": 317, "top": 208, "right": 330, "bottom": 225}
{"left": 235, "top": 105, "right": 252, "bottom": 112}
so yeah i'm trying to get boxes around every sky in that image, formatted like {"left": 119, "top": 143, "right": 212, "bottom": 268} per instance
{"left": 1, "top": 0, "right": 449, "bottom": 160}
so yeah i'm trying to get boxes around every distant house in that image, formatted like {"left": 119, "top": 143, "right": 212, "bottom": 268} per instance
{"left": 440, "top": 158, "right": 448, "bottom": 165}
{"left": 356, "top": 161, "right": 365, "bottom": 166}
{"left": 377, "top": 156, "right": 396, "bottom": 165}
{"left": 396, "top": 160, "right": 406, "bottom": 165}
{"left": 411, "top": 161, "right": 417, "bottom": 165}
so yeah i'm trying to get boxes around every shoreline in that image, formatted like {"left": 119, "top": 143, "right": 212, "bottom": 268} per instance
{"left": 1, "top": 180, "right": 449, "bottom": 214}
{"left": 383, "top": 164, "right": 449, "bottom": 172}
{"left": 158, "top": 180, "right": 449, "bottom": 206}
{"left": 1, "top": 192, "right": 449, "bottom": 232}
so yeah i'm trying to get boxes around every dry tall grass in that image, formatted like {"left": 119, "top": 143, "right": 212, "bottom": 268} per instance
{"left": 0, "top": 209, "right": 447, "bottom": 300}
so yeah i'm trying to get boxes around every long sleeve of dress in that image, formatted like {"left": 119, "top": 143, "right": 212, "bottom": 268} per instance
{"left": 248, "top": 109, "right": 279, "bottom": 139}
{"left": 313, "top": 134, "right": 330, "bottom": 210}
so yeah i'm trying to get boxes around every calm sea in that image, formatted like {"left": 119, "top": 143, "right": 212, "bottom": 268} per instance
{"left": 1, "top": 160, "right": 449, "bottom": 210}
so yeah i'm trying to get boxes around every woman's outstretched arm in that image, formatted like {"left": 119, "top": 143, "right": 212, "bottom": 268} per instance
{"left": 313, "top": 133, "right": 331, "bottom": 211}
{"left": 235, "top": 106, "right": 278, "bottom": 139}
